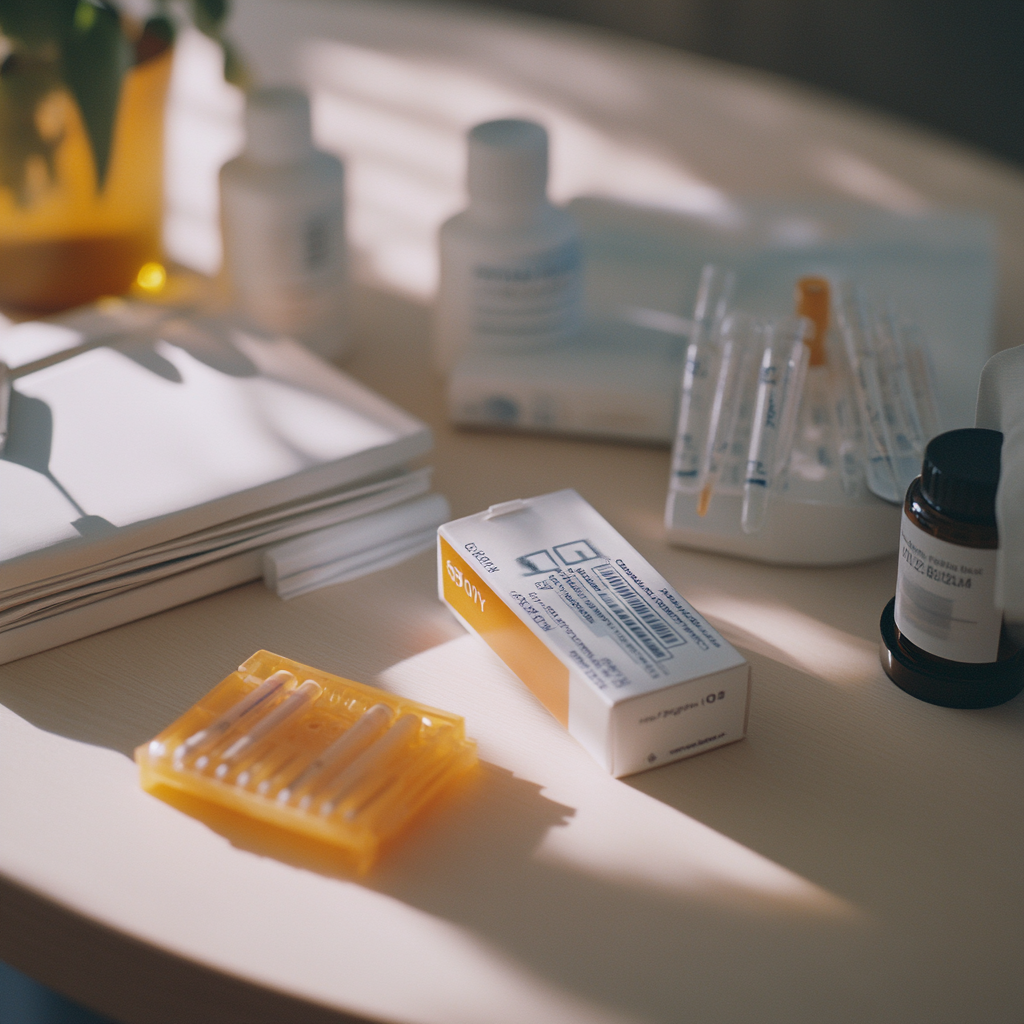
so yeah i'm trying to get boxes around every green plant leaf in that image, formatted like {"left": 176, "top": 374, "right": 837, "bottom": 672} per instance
{"left": 188, "top": 0, "right": 247, "bottom": 87}
{"left": 220, "top": 36, "right": 248, "bottom": 88}
{"left": 190, "top": 0, "right": 228, "bottom": 37}
{"left": 0, "top": 0, "right": 244, "bottom": 197}
{"left": 0, "top": 0, "right": 77, "bottom": 49}
{"left": 58, "top": 0, "right": 132, "bottom": 188}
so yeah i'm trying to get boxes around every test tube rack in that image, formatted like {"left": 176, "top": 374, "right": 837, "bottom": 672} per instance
{"left": 665, "top": 271, "right": 938, "bottom": 566}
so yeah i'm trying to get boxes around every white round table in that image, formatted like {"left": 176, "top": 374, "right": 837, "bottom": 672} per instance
{"left": 1, "top": 3, "right": 1022, "bottom": 1022}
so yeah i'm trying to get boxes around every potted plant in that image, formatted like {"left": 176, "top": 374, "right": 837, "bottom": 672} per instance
{"left": 0, "top": 0, "right": 243, "bottom": 312}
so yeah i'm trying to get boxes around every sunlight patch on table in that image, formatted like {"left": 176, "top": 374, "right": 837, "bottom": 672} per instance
{"left": 698, "top": 596, "right": 879, "bottom": 687}
{"left": 376, "top": 635, "right": 863, "bottom": 924}
{"left": 163, "top": 29, "right": 737, "bottom": 300}
{"left": 536, "top": 809, "right": 862, "bottom": 922}
{"left": 301, "top": 39, "right": 737, "bottom": 298}
{"left": 811, "top": 147, "right": 930, "bottom": 215}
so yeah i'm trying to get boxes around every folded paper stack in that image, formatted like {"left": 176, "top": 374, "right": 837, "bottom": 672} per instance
{"left": 0, "top": 301, "right": 439, "bottom": 664}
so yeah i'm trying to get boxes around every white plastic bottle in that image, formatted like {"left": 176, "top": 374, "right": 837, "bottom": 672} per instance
{"left": 433, "top": 119, "right": 582, "bottom": 372}
{"left": 220, "top": 87, "right": 348, "bottom": 360}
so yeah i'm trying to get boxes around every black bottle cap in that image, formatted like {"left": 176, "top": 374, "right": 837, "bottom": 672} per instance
{"left": 920, "top": 428, "right": 1002, "bottom": 523}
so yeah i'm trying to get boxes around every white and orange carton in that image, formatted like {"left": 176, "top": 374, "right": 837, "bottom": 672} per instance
{"left": 438, "top": 490, "right": 750, "bottom": 776}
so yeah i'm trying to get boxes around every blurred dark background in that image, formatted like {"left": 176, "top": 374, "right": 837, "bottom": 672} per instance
{"left": 458, "top": 0, "right": 1024, "bottom": 167}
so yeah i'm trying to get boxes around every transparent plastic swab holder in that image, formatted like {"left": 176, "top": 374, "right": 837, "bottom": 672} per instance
{"left": 666, "top": 269, "right": 940, "bottom": 565}
{"left": 136, "top": 650, "right": 478, "bottom": 873}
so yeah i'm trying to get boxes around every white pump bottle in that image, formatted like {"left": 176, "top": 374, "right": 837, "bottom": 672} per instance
{"left": 433, "top": 119, "right": 582, "bottom": 372}
{"left": 220, "top": 87, "right": 348, "bottom": 360}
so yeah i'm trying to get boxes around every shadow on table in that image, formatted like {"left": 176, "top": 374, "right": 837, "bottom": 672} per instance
{"left": 137, "top": 743, "right": 867, "bottom": 1023}
{"left": 143, "top": 760, "right": 576, "bottom": 884}
{"left": 2, "top": 575, "right": 1021, "bottom": 1021}
{"left": 365, "top": 631, "right": 1024, "bottom": 1023}
{"left": 366, "top": 754, "right": 869, "bottom": 1023}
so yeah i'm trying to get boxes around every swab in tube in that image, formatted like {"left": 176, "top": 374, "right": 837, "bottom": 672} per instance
{"left": 899, "top": 320, "right": 939, "bottom": 444}
{"left": 836, "top": 285, "right": 902, "bottom": 502}
{"left": 696, "top": 312, "right": 756, "bottom": 516}
{"left": 832, "top": 363, "right": 864, "bottom": 497}
{"left": 794, "top": 277, "right": 829, "bottom": 367}
{"left": 171, "top": 670, "right": 295, "bottom": 766}
{"left": 276, "top": 703, "right": 395, "bottom": 806}
{"left": 214, "top": 679, "right": 322, "bottom": 777}
{"left": 342, "top": 737, "right": 452, "bottom": 826}
{"left": 789, "top": 276, "right": 839, "bottom": 488}
{"left": 741, "top": 318, "right": 809, "bottom": 534}
{"left": 880, "top": 305, "right": 926, "bottom": 451}
{"left": 870, "top": 305, "right": 924, "bottom": 491}
{"left": 318, "top": 714, "right": 421, "bottom": 817}
{"left": 671, "top": 265, "right": 735, "bottom": 491}
{"left": 240, "top": 739, "right": 312, "bottom": 791}
{"left": 774, "top": 330, "right": 809, "bottom": 478}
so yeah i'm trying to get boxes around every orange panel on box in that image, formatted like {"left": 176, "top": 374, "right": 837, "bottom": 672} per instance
{"left": 440, "top": 537, "right": 570, "bottom": 726}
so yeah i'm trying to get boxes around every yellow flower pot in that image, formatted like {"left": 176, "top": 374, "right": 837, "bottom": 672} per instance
{"left": 0, "top": 46, "right": 172, "bottom": 314}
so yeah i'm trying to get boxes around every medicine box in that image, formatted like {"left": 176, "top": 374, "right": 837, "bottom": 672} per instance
{"left": 438, "top": 490, "right": 750, "bottom": 776}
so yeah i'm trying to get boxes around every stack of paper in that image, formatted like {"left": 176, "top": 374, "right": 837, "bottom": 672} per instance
{"left": 0, "top": 302, "right": 436, "bottom": 664}
{"left": 263, "top": 492, "right": 450, "bottom": 599}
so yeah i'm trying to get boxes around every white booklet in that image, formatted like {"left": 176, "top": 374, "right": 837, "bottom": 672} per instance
{"left": 0, "top": 306, "right": 431, "bottom": 590}
{"left": 0, "top": 468, "right": 433, "bottom": 633}
{"left": 0, "top": 305, "right": 433, "bottom": 662}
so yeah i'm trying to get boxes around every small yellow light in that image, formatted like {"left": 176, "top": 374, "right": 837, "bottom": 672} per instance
{"left": 136, "top": 261, "right": 167, "bottom": 293}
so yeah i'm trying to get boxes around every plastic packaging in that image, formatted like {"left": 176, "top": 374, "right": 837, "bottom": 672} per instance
{"left": 136, "top": 650, "right": 478, "bottom": 872}
{"left": 433, "top": 119, "right": 582, "bottom": 372}
{"left": 220, "top": 87, "right": 348, "bottom": 360}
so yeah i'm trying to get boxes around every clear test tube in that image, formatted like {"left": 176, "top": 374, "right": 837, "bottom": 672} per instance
{"left": 788, "top": 277, "right": 837, "bottom": 486}
{"left": 213, "top": 679, "right": 322, "bottom": 778}
{"left": 695, "top": 311, "right": 757, "bottom": 517}
{"left": 835, "top": 285, "right": 902, "bottom": 503}
{"left": 171, "top": 669, "right": 296, "bottom": 767}
{"left": 741, "top": 317, "right": 810, "bottom": 534}
{"left": 670, "top": 265, "right": 736, "bottom": 492}
{"left": 831, "top": 353, "right": 864, "bottom": 498}
{"left": 879, "top": 304, "right": 926, "bottom": 451}
{"left": 871, "top": 305, "right": 926, "bottom": 492}
{"left": 275, "top": 703, "right": 395, "bottom": 806}
{"left": 899, "top": 319, "right": 940, "bottom": 443}
{"left": 882, "top": 305, "right": 941, "bottom": 457}
{"left": 773, "top": 324, "right": 810, "bottom": 479}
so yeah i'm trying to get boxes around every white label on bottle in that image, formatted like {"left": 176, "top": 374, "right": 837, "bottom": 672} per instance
{"left": 471, "top": 239, "right": 581, "bottom": 341}
{"left": 223, "top": 189, "right": 345, "bottom": 338}
{"left": 894, "top": 511, "right": 1001, "bottom": 663}
{"left": 233, "top": 202, "right": 344, "bottom": 287}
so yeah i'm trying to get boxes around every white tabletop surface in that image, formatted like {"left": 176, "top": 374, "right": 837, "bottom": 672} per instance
{"left": 2, "top": 3, "right": 1023, "bottom": 1023}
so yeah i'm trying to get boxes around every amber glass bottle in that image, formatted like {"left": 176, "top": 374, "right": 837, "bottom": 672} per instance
{"left": 880, "top": 428, "right": 1024, "bottom": 708}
